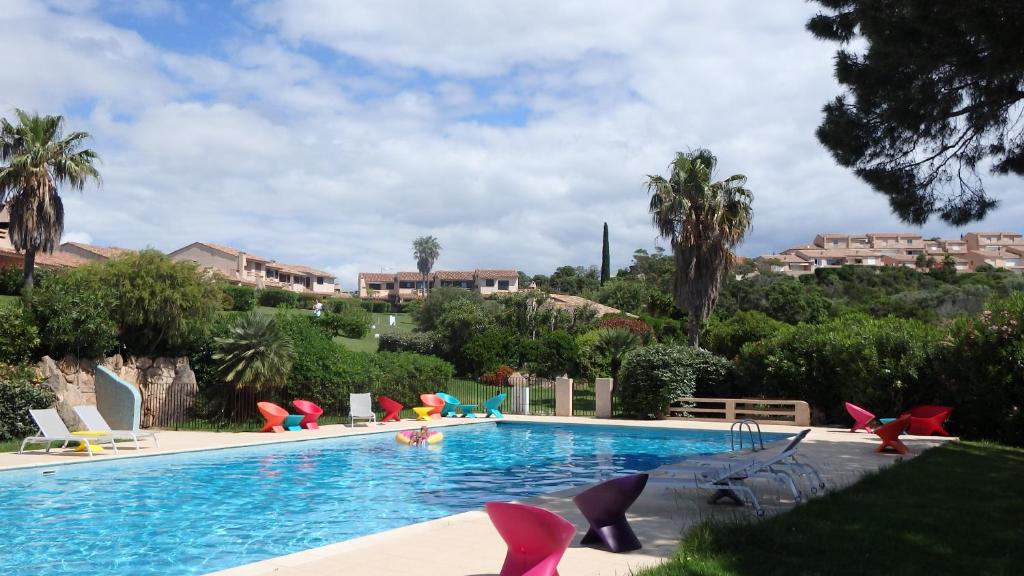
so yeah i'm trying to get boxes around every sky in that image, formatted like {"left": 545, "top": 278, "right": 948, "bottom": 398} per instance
{"left": 1, "top": 0, "right": 1021, "bottom": 289}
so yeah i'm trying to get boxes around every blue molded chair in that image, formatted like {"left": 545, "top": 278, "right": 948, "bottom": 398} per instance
{"left": 483, "top": 393, "right": 507, "bottom": 419}
{"left": 436, "top": 389, "right": 475, "bottom": 416}
{"left": 283, "top": 414, "right": 305, "bottom": 431}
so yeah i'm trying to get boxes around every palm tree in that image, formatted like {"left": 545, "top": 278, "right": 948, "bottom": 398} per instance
{"left": 213, "top": 313, "right": 295, "bottom": 391}
{"left": 595, "top": 327, "right": 640, "bottom": 383}
{"left": 0, "top": 110, "right": 100, "bottom": 292}
{"left": 412, "top": 235, "right": 441, "bottom": 297}
{"left": 647, "top": 149, "right": 753, "bottom": 348}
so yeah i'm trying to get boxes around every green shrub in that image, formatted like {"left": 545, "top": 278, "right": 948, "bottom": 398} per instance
{"left": 378, "top": 332, "right": 442, "bottom": 355}
{"left": 399, "top": 299, "right": 423, "bottom": 315}
{"left": 0, "top": 265, "right": 51, "bottom": 296}
{"left": 617, "top": 345, "right": 699, "bottom": 418}
{"left": 258, "top": 289, "right": 299, "bottom": 308}
{"left": 102, "top": 250, "right": 223, "bottom": 356}
{"left": 0, "top": 363, "right": 55, "bottom": 441}
{"left": 463, "top": 328, "right": 522, "bottom": 375}
{"left": 598, "top": 315, "right": 656, "bottom": 343}
{"left": 704, "top": 311, "right": 790, "bottom": 359}
{"left": 414, "top": 287, "right": 482, "bottom": 331}
{"left": 31, "top": 269, "right": 118, "bottom": 359}
{"left": 736, "top": 314, "right": 940, "bottom": 424}
{"left": 312, "top": 307, "right": 370, "bottom": 338}
{"left": 296, "top": 292, "right": 320, "bottom": 310}
{"left": 327, "top": 298, "right": 355, "bottom": 313}
{"left": 930, "top": 295, "right": 1024, "bottom": 445}
{"left": 371, "top": 352, "right": 454, "bottom": 407}
{"left": 575, "top": 330, "right": 612, "bottom": 382}
{"left": 523, "top": 330, "right": 578, "bottom": 379}
{"left": 276, "top": 314, "right": 354, "bottom": 409}
{"left": 0, "top": 302, "right": 39, "bottom": 364}
{"left": 222, "top": 285, "right": 257, "bottom": 311}
{"left": 685, "top": 348, "right": 736, "bottom": 398}
{"left": 359, "top": 299, "right": 391, "bottom": 313}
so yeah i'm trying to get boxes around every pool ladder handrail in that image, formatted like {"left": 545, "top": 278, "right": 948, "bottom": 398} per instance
{"left": 730, "top": 419, "right": 765, "bottom": 452}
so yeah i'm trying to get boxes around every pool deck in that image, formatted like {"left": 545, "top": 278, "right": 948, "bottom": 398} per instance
{"left": 1, "top": 416, "right": 951, "bottom": 575}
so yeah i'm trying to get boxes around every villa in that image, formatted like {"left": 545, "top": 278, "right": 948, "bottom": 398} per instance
{"left": 761, "top": 230, "right": 1024, "bottom": 275}
{"left": 0, "top": 206, "right": 88, "bottom": 269}
{"left": 58, "top": 242, "right": 135, "bottom": 262}
{"left": 169, "top": 241, "right": 338, "bottom": 294}
{"left": 358, "top": 269, "right": 519, "bottom": 301}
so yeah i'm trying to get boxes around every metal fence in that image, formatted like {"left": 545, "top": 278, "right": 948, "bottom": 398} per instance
{"left": 158, "top": 375, "right": 558, "bottom": 431}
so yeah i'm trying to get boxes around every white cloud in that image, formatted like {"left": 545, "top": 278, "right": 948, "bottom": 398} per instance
{"left": 2, "top": 0, "right": 1021, "bottom": 293}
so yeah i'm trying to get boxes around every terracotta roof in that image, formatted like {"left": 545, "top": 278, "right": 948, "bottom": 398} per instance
{"left": 188, "top": 242, "right": 272, "bottom": 262}
{"left": 0, "top": 246, "right": 88, "bottom": 268}
{"left": 782, "top": 243, "right": 818, "bottom": 253}
{"left": 434, "top": 270, "right": 475, "bottom": 281}
{"left": 759, "top": 253, "right": 810, "bottom": 264}
{"left": 476, "top": 269, "right": 518, "bottom": 280}
{"left": 882, "top": 254, "right": 919, "bottom": 263}
{"left": 281, "top": 263, "right": 335, "bottom": 278}
{"left": 968, "top": 249, "right": 1005, "bottom": 258}
{"left": 396, "top": 271, "right": 425, "bottom": 281}
{"left": 797, "top": 249, "right": 880, "bottom": 258}
{"left": 61, "top": 242, "right": 133, "bottom": 259}
{"left": 359, "top": 272, "right": 394, "bottom": 282}
{"left": 867, "top": 232, "right": 922, "bottom": 238}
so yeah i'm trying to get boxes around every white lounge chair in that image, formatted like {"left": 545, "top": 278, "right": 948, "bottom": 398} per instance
{"left": 683, "top": 429, "right": 826, "bottom": 498}
{"left": 349, "top": 393, "right": 377, "bottom": 427}
{"left": 19, "top": 409, "right": 118, "bottom": 457}
{"left": 73, "top": 405, "right": 159, "bottom": 449}
{"left": 650, "top": 429, "right": 819, "bottom": 514}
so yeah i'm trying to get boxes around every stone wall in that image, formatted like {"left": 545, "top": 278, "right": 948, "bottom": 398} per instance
{"left": 37, "top": 354, "right": 198, "bottom": 430}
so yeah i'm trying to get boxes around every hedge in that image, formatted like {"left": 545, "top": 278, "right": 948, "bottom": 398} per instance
{"left": 222, "top": 285, "right": 257, "bottom": 311}
{"left": 378, "top": 332, "right": 442, "bottom": 356}
{"left": 0, "top": 364, "right": 56, "bottom": 441}
{"left": 616, "top": 345, "right": 701, "bottom": 419}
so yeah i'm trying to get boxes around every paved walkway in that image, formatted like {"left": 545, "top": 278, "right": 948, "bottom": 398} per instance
{"left": 1, "top": 416, "right": 950, "bottom": 575}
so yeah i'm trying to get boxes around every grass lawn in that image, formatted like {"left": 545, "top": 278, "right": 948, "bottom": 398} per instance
{"left": 334, "top": 312, "right": 415, "bottom": 353}
{"left": 637, "top": 441, "right": 1024, "bottom": 576}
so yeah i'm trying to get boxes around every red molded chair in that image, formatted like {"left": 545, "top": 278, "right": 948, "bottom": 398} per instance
{"left": 901, "top": 405, "right": 952, "bottom": 436}
{"left": 485, "top": 502, "right": 576, "bottom": 576}
{"left": 291, "top": 399, "right": 324, "bottom": 430}
{"left": 844, "top": 401, "right": 876, "bottom": 433}
{"left": 257, "top": 402, "right": 289, "bottom": 433}
{"left": 875, "top": 415, "right": 911, "bottom": 455}
{"left": 419, "top": 394, "right": 445, "bottom": 420}
{"left": 378, "top": 396, "right": 404, "bottom": 422}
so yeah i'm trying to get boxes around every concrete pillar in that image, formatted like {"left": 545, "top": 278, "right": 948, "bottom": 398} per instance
{"left": 595, "top": 378, "right": 613, "bottom": 418}
{"left": 555, "top": 377, "right": 573, "bottom": 417}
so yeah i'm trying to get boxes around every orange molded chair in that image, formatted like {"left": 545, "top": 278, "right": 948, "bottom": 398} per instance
{"left": 875, "top": 415, "right": 911, "bottom": 454}
{"left": 844, "top": 401, "right": 876, "bottom": 433}
{"left": 292, "top": 399, "right": 324, "bottom": 429}
{"left": 257, "top": 402, "right": 290, "bottom": 433}
{"left": 902, "top": 405, "right": 952, "bottom": 436}
{"left": 486, "top": 502, "right": 576, "bottom": 576}
{"left": 419, "top": 394, "right": 445, "bottom": 420}
{"left": 378, "top": 396, "right": 404, "bottom": 422}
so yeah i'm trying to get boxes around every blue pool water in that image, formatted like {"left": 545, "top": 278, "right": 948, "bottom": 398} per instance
{"left": 0, "top": 422, "right": 786, "bottom": 575}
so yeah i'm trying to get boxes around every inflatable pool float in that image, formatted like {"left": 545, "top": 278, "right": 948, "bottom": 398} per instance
{"left": 395, "top": 430, "right": 444, "bottom": 445}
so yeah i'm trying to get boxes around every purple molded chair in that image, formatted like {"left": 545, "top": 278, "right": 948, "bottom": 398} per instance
{"left": 572, "top": 473, "right": 648, "bottom": 552}
{"left": 485, "top": 502, "right": 576, "bottom": 576}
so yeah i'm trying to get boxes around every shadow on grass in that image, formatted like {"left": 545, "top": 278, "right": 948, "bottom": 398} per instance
{"left": 637, "top": 441, "right": 1024, "bottom": 576}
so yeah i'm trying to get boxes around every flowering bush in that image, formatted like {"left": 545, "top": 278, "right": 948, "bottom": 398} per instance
{"left": 598, "top": 315, "right": 655, "bottom": 343}
{"left": 480, "top": 365, "right": 515, "bottom": 386}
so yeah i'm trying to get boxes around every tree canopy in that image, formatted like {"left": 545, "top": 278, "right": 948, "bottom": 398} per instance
{"left": 808, "top": 0, "right": 1024, "bottom": 225}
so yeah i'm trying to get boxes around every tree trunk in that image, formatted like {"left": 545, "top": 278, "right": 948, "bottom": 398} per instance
{"left": 686, "top": 311, "right": 701, "bottom": 348}
{"left": 22, "top": 248, "right": 36, "bottom": 297}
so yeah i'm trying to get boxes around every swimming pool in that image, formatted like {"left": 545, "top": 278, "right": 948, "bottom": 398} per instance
{"left": 0, "top": 422, "right": 786, "bottom": 575}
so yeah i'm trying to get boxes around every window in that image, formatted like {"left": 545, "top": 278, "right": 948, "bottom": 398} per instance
{"left": 317, "top": 276, "right": 324, "bottom": 285}
{"left": 905, "top": 239, "right": 913, "bottom": 245}
{"left": 368, "top": 283, "right": 382, "bottom": 290}
{"left": 386, "top": 283, "right": 395, "bottom": 290}
{"left": 831, "top": 240, "right": 840, "bottom": 246}
{"left": 399, "top": 281, "right": 414, "bottom": 289}
{"left": 255, "top": 262, "right": 263, "bottom": 271}
{"left": 485, "top": 279, "right": 495, "bottom": 287}
{"left": 498, "top": 280, "right": 510, "bottom": 290}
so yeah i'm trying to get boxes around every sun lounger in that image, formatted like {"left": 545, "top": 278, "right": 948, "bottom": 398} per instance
{"left": 486, "top": 502, "right": 576, "bottom": 576}
{"left": 73, "top": 405, "right": 159, "bottom": 449}
{"left": 349, "top": 393, "right": 377, "bottom": 426}
{"left": 20, "top": 409, "right": 118, "bottom": 457}
{"left": 680, "top": 428, "right": 825, "bottom": 498}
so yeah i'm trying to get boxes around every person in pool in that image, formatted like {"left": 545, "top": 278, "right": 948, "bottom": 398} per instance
{"left": 410, "top": 426, "right": 430, "bottom": 447}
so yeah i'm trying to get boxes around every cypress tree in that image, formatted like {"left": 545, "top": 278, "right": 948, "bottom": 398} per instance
{"left": 600, "top": 222, "right": 611, "bottom": 285}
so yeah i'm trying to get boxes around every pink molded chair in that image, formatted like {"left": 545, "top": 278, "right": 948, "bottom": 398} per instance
{"left": 844, "top": 401, "right": 876, "bottom": 433}
{"left": 901, "top": 405, "right": 952, "bottom": 436}
{"left": 378, "top": 396, "right": 404, "bottom": 423}
{"left": 257, "top": 402, "right": 290, "bottom": 433}
{"left": 419, "top": 394, "right": 445, "bottom": 420}
{"left": 485, "top": 502, "right": 576, "bottom": 576}
{"left": 292, "top": 399, "right": 324, "bottom": 430}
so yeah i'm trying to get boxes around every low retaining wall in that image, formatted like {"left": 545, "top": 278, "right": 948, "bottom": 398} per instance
{"left": 37, "top": 354, "right": 197, "bottom": 429}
